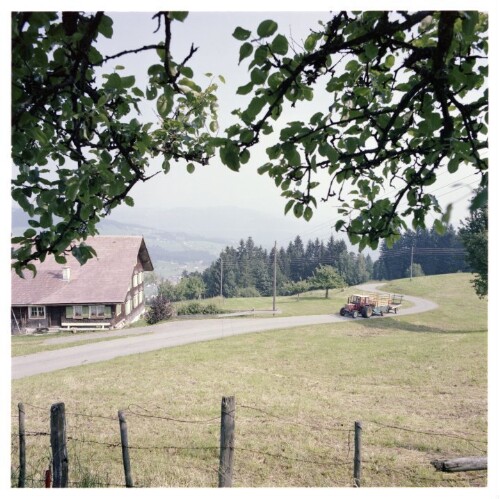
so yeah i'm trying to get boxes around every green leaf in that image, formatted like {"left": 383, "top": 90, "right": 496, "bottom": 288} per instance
{"left": 257, "top": 19, "right": 278, "bottom": 38}
{"left": 284, "top": 199, "right": 295, "bottom": 215}
{"left": 304, "top": 33, "right": 320, "bottom": 52}
{"left": 470, "top": 188, "right": 487, "bottom": 210}
{"left": 121, "top": 75, "right": 135, "bottom": 88}
{"left": 246, "top": 97, "right": 266, "bottom": 121}
{"left": 98, "top": 15, "right": 113, "bottom": 38}
{"left": 304, "top": 206, "right": 313, "bottom": 221}
{"left": 233, "top": 26, "right": 251, "bottom": 41}
{"left": 271, "top": 34, "right": 288, "bottom": 55}
{"left": 31, "top": 128, "right": 48, "bottom": 146}
{"left": 345, "top": 59, "right": 360, "bottom": 72}
{"left": 384, "top": 54, "right": 396, "bottom": 68}
{"left": 239, "top": 42, "right": 253, "bottom": 63}
{"left": 23, "top": 228, "right": 37, "bottom": 238}
{"left": 240, "top": 129, "right": 254, "bottom": 144}
{"left": 293, "top": 202, "right": 303, "bottom": 218}
{"left": 364, "top": 43, "right": 378, "bottom": 60}
{"left": 54, "top": 254, "right": 67, "bottom": 265}
{"left": 282, "top": 143, "right": 301, "bottom": 166}
{"left": 237, "top": 82, "right": 254, "bottom": 95}
{"left": 186, "top": 163, "right": 195, "bottom": 174}
{"left": 179, "top": 66, "right": 194, "bottom": 78}
{"left": 257, "top": 163, "right": 272, "bottom": 175}
{"left": 124, "top": 196, "right": 135, "bottom": 207}
{"left": 447, "top": 156, "right": 460, "bottom": 174}
{"left": 209, "top": 121, "right": 218, "bottom": 133}
{"left": 169, "top": 12, "right": 189, "bottom": 22}
{"left": 157, "top": 92, "right": 173, "bottom": 117}
{"left": 40, "top": 212, "right": 52, "bottom": 228}
{"left": 250, "top": 68, "right": 267, "bottom": 85}
{"left": 345, "top": 137, "right": 358, "bottom": 154}
{"left": 220, "top": 142, "right": 241, "bottom": 172}
{"left": 433, "top": 218, "right": 446, "bottom": 235}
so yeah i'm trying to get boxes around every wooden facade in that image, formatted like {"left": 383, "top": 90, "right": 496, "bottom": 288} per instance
{"left": 11, "top": 236, "right": 153, "bottom": 334}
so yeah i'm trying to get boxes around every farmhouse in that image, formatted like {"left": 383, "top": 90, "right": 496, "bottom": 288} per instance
{"left": 11, "top": 235, "right": 153, "bottom": 333}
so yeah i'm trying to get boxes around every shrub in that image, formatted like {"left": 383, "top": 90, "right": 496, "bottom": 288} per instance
{"left": 176, "top": 302, "right": 223, "bottom": 316}
{"left": 144, "top": 295, "right": 175, "bottom": 324}
{"left": 236, "top": 286, "right": 261, "bottom": 297}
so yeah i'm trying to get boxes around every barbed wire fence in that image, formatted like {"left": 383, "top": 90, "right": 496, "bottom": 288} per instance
{"left": 11, "top": 398, "right": 487, "bottom": 488}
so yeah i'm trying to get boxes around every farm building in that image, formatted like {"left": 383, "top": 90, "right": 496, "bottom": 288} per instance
{"left": 11, "top": 235, "right": 153, "bottom": 333}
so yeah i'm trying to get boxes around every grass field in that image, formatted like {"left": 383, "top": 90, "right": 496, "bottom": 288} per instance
{"left": 10, "top": 274, "right": 488, "bottom": 488}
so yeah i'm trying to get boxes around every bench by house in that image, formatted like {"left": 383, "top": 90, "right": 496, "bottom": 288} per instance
{"left": 61, "top": 322, "right": 111, "bottom": 331}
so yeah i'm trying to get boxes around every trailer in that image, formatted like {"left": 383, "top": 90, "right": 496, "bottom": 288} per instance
{"left": 340, "top": 293, "right": 404, "bottom": 318}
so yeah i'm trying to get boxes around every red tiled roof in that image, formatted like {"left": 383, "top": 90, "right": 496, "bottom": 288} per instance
{"left": 11, "top": 236, "right": 153, "bottom": 306}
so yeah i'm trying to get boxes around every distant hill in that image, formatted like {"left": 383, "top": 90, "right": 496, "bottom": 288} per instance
{"left": 107, "top": 204, "right": 307, "bottom": 247}
{"left": 10, "top": 207, "right": 230, "bottom": 279}
{"left": 10, "top": 204, "right": 367, "bottom": 278}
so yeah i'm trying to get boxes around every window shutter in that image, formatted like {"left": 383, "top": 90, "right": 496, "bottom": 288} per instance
{"left": 65, "top": 306, "right": 73, "bottom": 318}
{"left": 104, "top": 306, "right": 112, "bottom": 319}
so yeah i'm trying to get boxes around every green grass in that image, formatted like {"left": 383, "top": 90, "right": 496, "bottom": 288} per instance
{"left": 11, "top": 331, "right": 154, "bottom": 357}
{"left": 180, "top": 286, "right": 367, "bottom": 317}
{"left": 11, "top": 274, "right": 487, "bottom": 487}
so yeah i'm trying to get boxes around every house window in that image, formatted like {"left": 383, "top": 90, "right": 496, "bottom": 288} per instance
{"left": 73, "top": 306, "right": 83, "bottom": 318}
{"left": 138, "top": 271, "right": 143, "bottom": 284}
{"left": 133, "top": 273, "right": 138, "bottom": 288}
{"left": 89, "top": 305, "right": 105, "bottom": 318}
{"left": 133, "top": 293, "right": 138, "bottom": 308}
{"left": 29, "top": 306, "right": 45, "bottom": 319}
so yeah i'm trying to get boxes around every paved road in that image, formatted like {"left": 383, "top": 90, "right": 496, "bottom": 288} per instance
{"left": 12, "top": 285, "right": 437, "bottom": 380}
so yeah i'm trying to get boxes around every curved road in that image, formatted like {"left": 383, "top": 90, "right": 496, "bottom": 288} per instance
{"left": 12, "top": 285, "right": 437, "bottom": 380}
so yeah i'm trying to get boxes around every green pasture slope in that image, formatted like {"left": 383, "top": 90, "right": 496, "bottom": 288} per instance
{"left": 11, "top": 274, "right": 487, "bottom": 487}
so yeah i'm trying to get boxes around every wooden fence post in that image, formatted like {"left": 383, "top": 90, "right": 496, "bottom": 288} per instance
{"left": 18, "top": 403, "right": 26, "bottom": 488}
{"left": 45, "top": 467, "right": 52, "bottom": 488}
{"left": 354, "top": 421, "right": 362, "bottom": 487}
{"left": 50, "top": 403, "right": 68, "bottom": 488}
{"left": 218, "top": 396, "right": 235, "bottom": 487}
{"left": 118, "top": 410, "right": 134, "bottom": 487}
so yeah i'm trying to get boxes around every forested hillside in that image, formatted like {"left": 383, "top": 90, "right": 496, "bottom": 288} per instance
{"left": 373, "top": 226, "right": 468, "bottom": 280}
{"left": 200, "top": 235, "right": 372, "bottom": 298}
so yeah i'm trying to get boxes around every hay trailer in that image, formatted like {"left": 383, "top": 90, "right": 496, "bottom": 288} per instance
{"left": 340, "top": 293, "right": 403, "bottom": 318}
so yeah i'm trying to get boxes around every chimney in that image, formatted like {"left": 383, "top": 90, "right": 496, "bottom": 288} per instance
{"left": 62, "top": 267, "right": 71, "bottom": 282}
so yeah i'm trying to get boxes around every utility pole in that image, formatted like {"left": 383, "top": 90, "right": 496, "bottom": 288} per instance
{"left": 410, "top": 246, "right": 414, "bottom": 281}
{"left": 220, "top": 258, "right": 223, "bottom": 299}
{"left": 272, "top": 241, "right": 277, "bottom": 312}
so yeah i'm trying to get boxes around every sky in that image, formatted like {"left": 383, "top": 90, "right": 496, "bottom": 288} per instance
{"left": 2, "top": 2, "right": 498, "bottom": 498}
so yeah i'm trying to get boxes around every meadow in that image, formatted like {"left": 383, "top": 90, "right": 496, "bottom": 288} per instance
{"left": 10, "top": 274, "right": 487, "bottom": 487}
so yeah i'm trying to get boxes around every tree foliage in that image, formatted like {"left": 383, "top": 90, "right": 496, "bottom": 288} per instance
{"left": 373, "top": 225, "right": 468, "bottom": 280}
{"left": 11, "top": 11, "right": 488, "bottom": 273}
{"left": 459, "top": 195, "right": 488, "bottom": 298}
{"left": 200, "top": 235, "right": 370, "bottom": 298}
{"left": 309, "top": 265, "right": 346, "bottom": 298}
{"left": 144, "top": 294, "right": 175, "bottom": 324}
{"left": 11, "top": 11, "right": 219, "bottom": 275}
{"left": 228, "top": 11, "right": 488, "bottom": 251}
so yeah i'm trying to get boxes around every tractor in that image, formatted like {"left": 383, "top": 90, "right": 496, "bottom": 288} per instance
{"left": 340, "top": 293, "right": 403, "bottom": 318}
